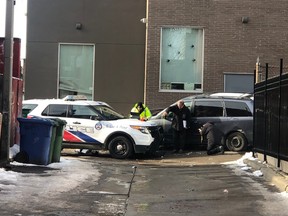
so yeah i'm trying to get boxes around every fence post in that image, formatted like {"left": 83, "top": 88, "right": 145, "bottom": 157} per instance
{"left": 252, "top": 70, "right": 256, "bottom": 158}
{"left": 0, "top": 113, "right": 2, "bottom": 139}
{"left": 1, "top": 0, "right": 14, "bottom": 165}
{"left": 277, "top": 59, "right": 283, "bottom": 168}
{"left": 264, "top": 63, "right": 269, "bottom": 162}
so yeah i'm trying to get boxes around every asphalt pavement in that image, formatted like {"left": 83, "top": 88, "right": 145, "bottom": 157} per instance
{"left": 1, "top": 149, "right": 288, "bottom": 215}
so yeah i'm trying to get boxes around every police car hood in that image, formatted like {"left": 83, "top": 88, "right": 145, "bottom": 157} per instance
{"left": 115, "top": 118, "right": 158, "bottom": 127}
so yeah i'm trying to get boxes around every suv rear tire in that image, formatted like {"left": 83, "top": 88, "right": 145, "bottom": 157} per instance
{"left": 225, "top": 132, "right": 247, "bottom": 152}
{"left": 108, "top": 136, "right": 134, "bottom": 159}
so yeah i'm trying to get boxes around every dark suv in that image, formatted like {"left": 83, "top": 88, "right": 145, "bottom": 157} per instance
{"left": 149, "top": 93, "right": 253, "bottom": 151}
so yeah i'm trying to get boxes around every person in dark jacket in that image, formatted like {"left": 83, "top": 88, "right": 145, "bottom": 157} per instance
{"left": 198, "top": 122, "right": 224, "bottom": 155}
{"left": 162, "top": 100, "right": 192, "bottom": 153}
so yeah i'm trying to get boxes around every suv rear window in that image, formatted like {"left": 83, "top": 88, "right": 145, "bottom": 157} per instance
{"left": 225, "top": 101, "right": 252, "bottom": 117}
{"left": 194, "top": 101, "right": 223, "bottom": 117}
{"left": 68, "top": 105, "right": 99, "bottom": 119}
{"left": 42, "top": 104, "right": 68, "bottom": 117}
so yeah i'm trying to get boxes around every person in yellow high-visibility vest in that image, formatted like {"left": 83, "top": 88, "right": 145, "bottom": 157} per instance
{"left": 130, "top": 102, "right": 152, "bottom": 121}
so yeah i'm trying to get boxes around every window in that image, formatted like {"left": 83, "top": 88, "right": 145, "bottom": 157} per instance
{"left": 184, "top": 101, "right": 192, "bottom": 110}
{"left": 22, "top": 104, "right": 38, "bottom": 117}
{"left": 160, "top": 27, "right": 204, "bottom": 92}
{"left": 165, "top": 101, "right": 192, "bottom": 119}
{"left": 68, "top": 105, "right": 99, "bottom": 119}
{"left": 225, "top": 101, "right": 252, "bottom": 117}
{"left": 194, "top": 101, "right": 223, "bottom": 117}
{"left": 92, "top": 105, "right": 124, "bottom": 120}
{"left": 42, "top": 105, "right": 68, "bottom": 117}
{"left": 58, "top": 44, "right": 94, "bottom": 99}
{"left": 224, "top": 73, "right": 254, "bottom": 93}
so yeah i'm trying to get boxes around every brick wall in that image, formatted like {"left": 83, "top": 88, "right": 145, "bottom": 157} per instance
{"left": 145, "top": 0, "right": 288, "bottom": 110}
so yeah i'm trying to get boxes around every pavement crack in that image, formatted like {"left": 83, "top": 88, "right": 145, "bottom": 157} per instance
{"left": 124, "top": 165, "right": 137, "bottom": 215}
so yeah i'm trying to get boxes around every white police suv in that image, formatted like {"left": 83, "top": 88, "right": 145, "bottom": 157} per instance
{"left": 22, "top": 95, "right": 162, "bottom": 159}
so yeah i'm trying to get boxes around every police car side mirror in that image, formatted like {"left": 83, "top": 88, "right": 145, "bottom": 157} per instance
{"left": 165, "top": 113, "right": 173, "bottom": 121}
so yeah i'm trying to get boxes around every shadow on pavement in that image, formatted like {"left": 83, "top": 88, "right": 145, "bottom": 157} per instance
{"left": 61, "top": 149, "right": 204, "bottom": 160}
{"left": 4, "top": 163, "right": 60, "bottom": 174}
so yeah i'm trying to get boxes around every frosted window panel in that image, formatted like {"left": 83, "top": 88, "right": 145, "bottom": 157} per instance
{"left": 58, "top": 44, "right": 94, "bottom": 99}
{"left": 160, "top": 28, "right": 203, "bottom": 91}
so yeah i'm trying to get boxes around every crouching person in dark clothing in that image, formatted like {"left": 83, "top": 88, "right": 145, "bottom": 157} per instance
{"left": 198, "top": 122, "right": 224, "bottom": 155}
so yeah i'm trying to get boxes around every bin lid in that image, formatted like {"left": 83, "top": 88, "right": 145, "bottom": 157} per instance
{"left": 50, "top": 118, "right": 67, "bottom": 126}
{"left": 17, "top": 117, "right": 55, "bottom": 126}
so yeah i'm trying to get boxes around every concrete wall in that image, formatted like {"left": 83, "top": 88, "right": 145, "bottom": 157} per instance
{"left": 145, "top": 0, "right": 288, "bottom": 110}
{"left": 25, "top": 0, "right": 146, "bottom": 115}
{"left": 26, "top": 0, "right": 288, "bottom": 113}
{"left": 256, "top": 153, "right": 288, "bottom": 175}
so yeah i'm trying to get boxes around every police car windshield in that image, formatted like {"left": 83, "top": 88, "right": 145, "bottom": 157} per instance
{"left": 92, "top": 105, "right": 125, "bottom": 120}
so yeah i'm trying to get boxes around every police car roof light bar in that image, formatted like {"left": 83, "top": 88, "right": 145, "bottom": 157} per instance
{"left": 62, "top": 95, "right": 88, "bottom": 101}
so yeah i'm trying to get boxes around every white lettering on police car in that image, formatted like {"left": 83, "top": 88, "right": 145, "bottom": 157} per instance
{"left": 86, "top": 127, "right": 94, "bottom": 133}
{"left": 77, "top": 126, "right": 94, "bottom": 133}
{"left": 101, "top": 122, "right": 114, "bottom": 128}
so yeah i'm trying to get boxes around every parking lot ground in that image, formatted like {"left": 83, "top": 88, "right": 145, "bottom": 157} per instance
{"left": 2, "top": 149, "right": 288, "bottom": 215}
{"left": 134, "top": 150, "right": 245, "bottom": 166}
{"left": 62, "top": 148, "right": 288, "bottom": 193}
{"left": 125, "top": 163, "right": 281, "bottom": 216}
{"left": 62, "top": 148, "right": 245, "bottom": 166}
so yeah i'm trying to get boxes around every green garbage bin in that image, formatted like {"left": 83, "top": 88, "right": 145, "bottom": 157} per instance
{"left": 48, "top": 120, "right": 58, "bottom": 164}
{"left": 50, "top": 118, "right": 67, "bottom": 163}
{"left": 22, "top": 108, "right": 31, "bottom": 118}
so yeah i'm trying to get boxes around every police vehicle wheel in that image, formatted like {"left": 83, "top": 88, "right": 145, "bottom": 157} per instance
{"left": 108, "top": 136, "right": 133, "bottom": 159}
{"left": 225, "top": 132, "right": 247, "bottom": 152}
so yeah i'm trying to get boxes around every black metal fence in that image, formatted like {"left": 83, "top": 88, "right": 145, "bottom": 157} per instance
{"left": 254, "top": 59, "right": 288, "bottom": 167}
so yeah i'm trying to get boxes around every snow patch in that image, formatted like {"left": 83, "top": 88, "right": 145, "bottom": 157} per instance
{"left": 253, "top": 170, "right": 263, "bottom": 177}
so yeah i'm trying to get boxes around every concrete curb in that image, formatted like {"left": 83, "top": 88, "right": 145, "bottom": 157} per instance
{"left": 244, "top": 158, "right": 288, "bottom": 192}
